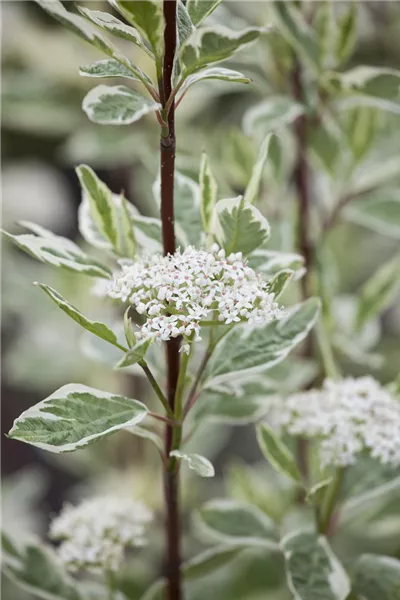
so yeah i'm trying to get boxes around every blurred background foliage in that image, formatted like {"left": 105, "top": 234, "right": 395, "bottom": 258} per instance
{"left": 2, "top": 2, "right": 400, "bottom": 599}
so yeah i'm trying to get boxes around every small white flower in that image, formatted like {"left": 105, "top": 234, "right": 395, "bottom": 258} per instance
{"left": 266, "top": 377, "right": 400, "bottom": 469}
{"left": 49, "top": 496, "right": 152, "bottom": 574}
{"left": 106, "top": 245, "right": 284, "bottom": 348}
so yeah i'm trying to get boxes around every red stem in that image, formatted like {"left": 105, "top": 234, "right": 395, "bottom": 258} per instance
{"left": 292, "top": 57, "right": 313, "bottom": 486}
{"left": 160, "top": 3, "right": 182, "bottom": 600}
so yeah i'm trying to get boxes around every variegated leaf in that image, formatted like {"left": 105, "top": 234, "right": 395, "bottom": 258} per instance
{"left": 2, "top": 227, "right": 110, "bottom": 279}
{"left": 244, "top": 133, "right": 274, "bottom": 205}
{"left": 256, "top": 423, "right": 302, "bottom": 483}
{"left": 170, "top": 451, "right": 215, "bottom": 477}
{"left": 80, "top": 59, "right": 145, "bottom": 82}
{"left": 186, "top": 0, "right": 222, "bottom": 26}
{"left": 76, "top": 164, "right": 118, "bottom": 248}
{"left": 35, "top": 283, "right": 125, "bottom": 351}
{"left": 213, "top": 196, "right": 270, "bottom": 255}
{"left": 180, "top": 26, "right": 262, "bottom": 77}
{"left": 281, "top": 531, "right": 351, "bottom": 600}
{"left": 200, "top": 152, "right": 218, "bottom": 233}
{"left": 110, "top": 0, "right": 164, "bottom": 58}
{"left": 8, "top": 384, "right": 148, "bottom": 453}
{"left": 83, "top": 85, "right": 161, "bottom": 125}
{"left": 204, "top": 298, "right": 320, "bottom": 386}
{"left": 180, "top": 67, "right": 251, "bottom": 97}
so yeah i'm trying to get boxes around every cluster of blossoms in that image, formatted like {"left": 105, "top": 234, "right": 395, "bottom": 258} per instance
{"left": 49, "top": 496, "right": 152, "bottom": 573}
{"left": 106, "top": 245, "right": 284, "bottom": 352}
{"left": 267, "top": 377, "right": 400, "bottom": 468}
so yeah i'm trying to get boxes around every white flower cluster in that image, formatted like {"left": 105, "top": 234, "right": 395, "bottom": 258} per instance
{"left": 267, "top": 377, "right": 400, "bottom": 468}
{"left": 106, "top": 245, "right": 283, "bottom": 352}
{"left": 49, "top": 496, "right": 152, "bottom": 573}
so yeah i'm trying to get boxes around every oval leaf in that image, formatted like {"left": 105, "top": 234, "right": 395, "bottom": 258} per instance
{"left": 83, "top": 85, "right": 161, "bottom": 125}
{"left": 204, "top": 298, "right": 320, "bottom": 385}
{"left": 180, "top": 26, "right": 262, "bottom": 77}
{"left": 8, "top": 384, "right": 148, "bottom": 453}
{"left": 80, "top": 59, "right": 142, "bottom": 81}
{"left": 281, "top": 531, "right": 351, "bottom": 600}
{"left": 181, "top": 67, "right": 251, "bottom": 97}
{"left": 350, "top": 554, "right": 400, "bottom": 600}
{"left": 196, "top": 499, "right": 277, "bottom": 544}
{"left": 213, "top": 196, "right": 270, "bottom": 255}
{"left": 170, "top": 451, "right": 215, "bottom": 477}
{"left": 78, "top": 7, "right": 144, "bottom": 47}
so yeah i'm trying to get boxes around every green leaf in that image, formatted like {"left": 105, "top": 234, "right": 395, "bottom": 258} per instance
{"left": 281, "top": 531, "right": 351, "bottom": 600}
{"left": 183, "top": 545, "right": 245, "bottom": 580}
{"left": 78, "top": 190, "right": 161, "bottom": 255}
{"left": 153, "top": 171, "right": 202, "bottom": 246}
{"left": 82, "top": 85, "right": 161, "bottom": 125}
{"left": 214, "top": 196, "right": 270, "bottom": 255}
{"left": 36, "top": 0, "right": 149, "bottom": 87}
{"left": 256, "top": 423, "right": 301, "bottom": 483}
{"left": 335, "top": 4, "right": 357, "bottom": 64}
{"left": 271, "top": 2, "right": 320, "bottom": 70}
{"left": 345, "top": 191, "right": 400, "bottom": 239}
{"left": 350, "top": 554, "right": 400, "bottom": 600}
{"left": 306, "top": 478, "right": 333, "bottom": 506}
{"left": 193, "top": 377, "right": 276, "bottom": 426}
{"left": 356, "top": 255, "right": 400, "bottom": 329}
{"left": 335, "top": 66, "right": 400, "bottom": 114}
{"left": 266, "top": 269, "right": 294, "bottom": 299}
{"left": 125, "top": 424, "right": 163, "bottom": 452}
{"left": 339, "top": 475, "right": 400, "bottom": 530}
{"left": 200, "top": 152, "right": 218, "bottom": 232}
{"left": 196, "top": 499, "right": 277, "bottom": 545}
{"left": 181, "top": 67, "right": 251, "bottom": 96}
{"left": 120, "top": 195, "right": 137, "bottom": 258}
{"left": 307, "top": 117, "right": 342, "bottom": 175}
{"left": 314, "top": 2, "right": 336, "bottom": 69}
{"left": 247, "top": 248, "right": 305, "bottom": 278}
{"left": 2, "top": 533, "right": 82, "bottom": 600}
{"left": 243, "top": 95, "right": 304, "bottom": 136}
{"left": 8, "top": 384, "right": 148, "bottom": 453}
{"left": 344, "top": 106, "right": 379, "bottom": 161}
{"left": 244, "top": 134, "right": 274, "bottom": 205}
{"left": 124, "top": 307, "right": 136, "bottom": 349}
{"left": 112, "top": 0, "right": 164, "bottom": 58}
{"left": 116, "top": 339, "right": 152, "bottom": 368}
{"left": 78, "top": 7, "right": 144, "bottom": 47}
{"left": 204, "top": 298, "right": 320, "bottom": 386}
{"left": 186, "top": 0, "right": 221, "bottom": 26}
{"left": 79, "top": 59, "right": 143, "bottom": 81}
{"left": 180, "top": 26, "right": 262, "bottom": 77}
{"left": 2, "top": 226, "right": 110, "bottom": 279}
{"left": 36, "top": 0, "right": 127, "bottom": 60}
{"left": 177, "top": 0, "right": 195, "bottom": 47}
{"left": 170, "top": 451, "right": 215, "bottom": 477}
{"left": 76, "top": 164, "right": 118, "bottom": 247}
{"left": 35, "top": 283, "right": 125, "bottom": 351}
